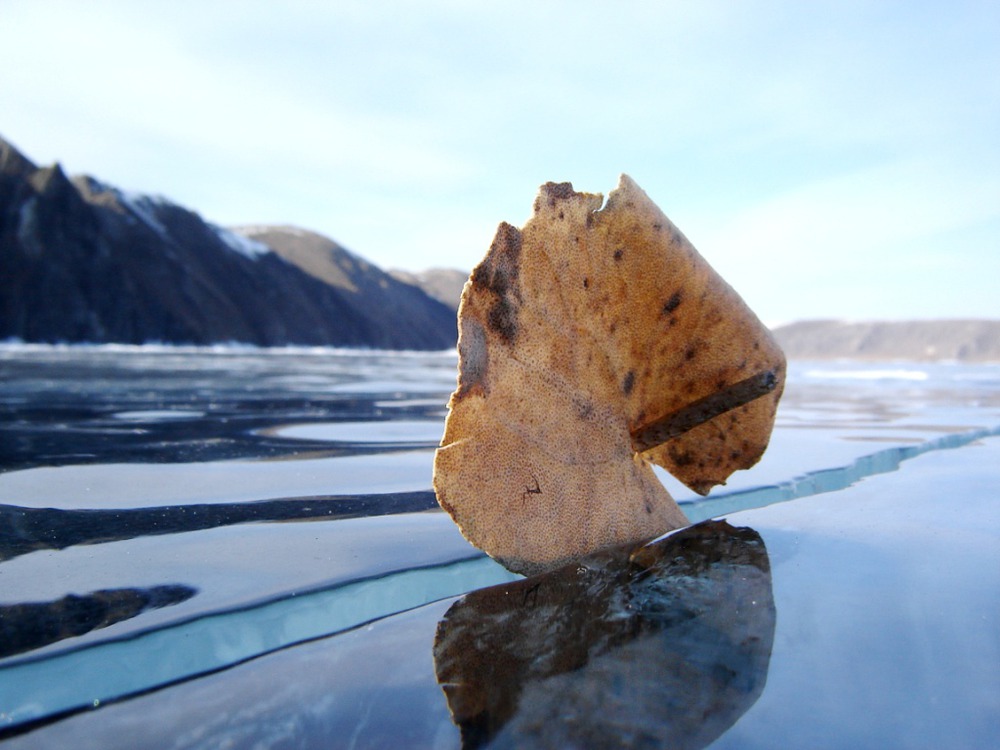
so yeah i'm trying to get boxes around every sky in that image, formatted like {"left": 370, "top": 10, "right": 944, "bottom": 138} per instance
{"left": 2, "top": 0, "right": 998, "bottom": 324}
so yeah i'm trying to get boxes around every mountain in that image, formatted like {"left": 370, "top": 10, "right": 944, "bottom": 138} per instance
{"left": 8, "top": 135, "right": 994, "bottom": 359}
{"left": 0, "top": 135, "right": 456, "bottom": 349}
{"left": 388, "top": 268, "right": 468, "bottom": 311}
{"left": 234, "top": 225, "right": 459, "bottom": 347}
{"left": 772, "top": 319, "right": 1000, "bottom": 362}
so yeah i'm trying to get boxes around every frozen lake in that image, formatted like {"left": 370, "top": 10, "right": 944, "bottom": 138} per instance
{"left": 1, "top": 344, "right": 998, "bottom": 747}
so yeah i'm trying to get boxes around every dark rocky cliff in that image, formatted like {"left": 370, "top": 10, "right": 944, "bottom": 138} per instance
{"left": 0, "top": 135, "right": 456, "bottom": 349}
{"left": 235, "top": 226, "right": 457, "bottom": 349}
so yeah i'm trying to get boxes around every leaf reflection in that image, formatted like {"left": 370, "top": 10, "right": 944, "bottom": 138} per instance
{"left": 433, "top": 520, "right": 774, "bottom": 749}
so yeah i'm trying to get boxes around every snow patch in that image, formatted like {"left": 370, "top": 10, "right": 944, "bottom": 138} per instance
{"left": 232, "top": 224, "right": 310, "bottom": 238}
{"left": 77, "top": 178, "right": 174, "bottom": 241}
{"left": 117, "top": 190, "right": 171, "bottom": 238}
{"left": 16, "top": 197, "right": 41, "bottom": 255}
{"left": 212, "top": 225, "right": 272, "bottom": 259}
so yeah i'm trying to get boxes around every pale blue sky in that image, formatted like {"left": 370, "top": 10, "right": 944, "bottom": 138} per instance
{"left": 3, "top": 0, "right": 998, "bottom": 324}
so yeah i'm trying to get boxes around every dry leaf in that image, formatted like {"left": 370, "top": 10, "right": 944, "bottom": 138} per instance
{"left": 434, "top": 175, "right": 785, "bottom": 574}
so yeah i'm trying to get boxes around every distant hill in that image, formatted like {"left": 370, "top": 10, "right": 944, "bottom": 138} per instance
{"left": 395, "top": 269, "right": 1000, "bottom": 363}
{"left": 389, "top": 268, "right": 468, "bottom": 311}
{"left": 772, "top": 320, "right": 1000, "bottom": 362}
{"left": 0, "top": 135, "right": 456, "bottom": 349}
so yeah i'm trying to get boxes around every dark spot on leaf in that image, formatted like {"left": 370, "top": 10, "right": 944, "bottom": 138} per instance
{"left": 583, "top": 277, "right": 589, "bottom": 289}
{"left": 661, "top": 291, "right": 682, "bottom": 315}
{"left": 488, "top": 296, "right": 519, "bottom": 343}
{"left": 575, "top": 398, "right": 594, "bottom": 421}
{"left": 623, "top": 370, "right": 636, "bottom": 395}
{"left": 613, "top": 249, "right": 624, "bottom": 261}
{"left": 669, "top": 448, "right": 695, "bottom": 467}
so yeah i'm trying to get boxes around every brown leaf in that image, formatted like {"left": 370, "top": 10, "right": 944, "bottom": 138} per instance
{"left": 434, "top": 175, "right": 785, "bottom": 574}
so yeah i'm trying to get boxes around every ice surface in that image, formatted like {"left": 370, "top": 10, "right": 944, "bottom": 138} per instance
{"left": 0, "top": 599, "right": 463, "bottom": 749}
{"left": 0, "top": 451, "right": 439, "bottom": 509}
{"left": 0, "top": 347, "right": 998, "bottom": 744}
{"left": 705, "top": 437, "right": 1000, "bottom": 750}
{"left": 4, "top": 437, "right": 997, "bottom": 749}
{"left": 681, "top": 424, "right": 1000, "bottom": 522}
{"left": 1, "top": 552, "right": 516, "bottom": 728}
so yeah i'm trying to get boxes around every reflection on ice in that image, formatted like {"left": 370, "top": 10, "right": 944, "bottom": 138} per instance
{"left": 111, "top": 410, "right": 205, "bottom": 421}
{"left": 0, "top": 345, "right": 455, "bottom": 472}
{"left": 0, "top": 491, "right": 440, "bottom": 561}
{"left": 434, "top": 520, "right": 774, "bottom": 749}
{"left": 266, "top": 420, "right": 443, "bottom": 444}
{"left": 0, "top": 585, "right": 196, "bottom": 659}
